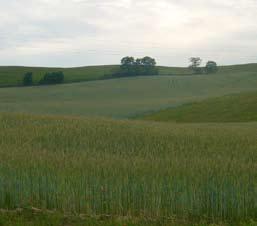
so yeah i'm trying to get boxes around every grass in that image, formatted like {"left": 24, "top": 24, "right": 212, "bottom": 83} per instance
{"left": 0, "top": 64, "right": 256, "bottom": 118}
{"left": 0, "top": 63, "right": 256, "bottom": 87}
{"left": 1, "top": 210, "right": 257, "bottom": 226}
{"left": 1, "top": 113, "right": 257, "bottom": 223}
{"left": 140, "top": 91, "right": 257, "bottom": 123}
{"left": 0, "top": 65, "right": 190, "bottom": 87}
{"left": 0, "top": 65, "right": 119, "bottom": 87}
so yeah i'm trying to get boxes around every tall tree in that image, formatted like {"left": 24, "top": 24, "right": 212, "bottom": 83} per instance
{"left": 189, "top": 57, "right": 202, "bottom": 74}
{"left": 120, "top": 56, "right": 135, "bottom": 75}
{"left": 23, "top": 72, "right": 33, "bottom": 86}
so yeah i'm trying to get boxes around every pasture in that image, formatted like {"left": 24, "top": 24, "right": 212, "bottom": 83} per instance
{"left": 141, "top": 91, "right": 257, "bottom": 122}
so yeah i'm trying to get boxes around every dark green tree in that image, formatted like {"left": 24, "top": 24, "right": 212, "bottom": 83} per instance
{"left": 119, "top": 56, "right": 158, "bottom": 76}
{"left": 23, "top": 72, "right": 33, "bottom": 86}
{"left": 40, "top": 71, "right": 64, "bottom": 85}
{"left": 205, "top": 61, "right": 218, "bottom": 74}
{"left": 189, "top": 57, "right": 202, "bottom": 74}
{"left": 120, "top": 56, "right": 135, "bottom": 76}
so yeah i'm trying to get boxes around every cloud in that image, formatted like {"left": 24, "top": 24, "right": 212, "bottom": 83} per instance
{"left": 0, "top": 0, "right": 256, "bottom": 66}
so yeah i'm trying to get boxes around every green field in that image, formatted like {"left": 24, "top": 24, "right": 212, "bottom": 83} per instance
{"left": 141, "top": 91, "right": 257, "bottom": 122}
{"left": 1, "top": 113, "right": 257, "bottom": 223}
{"left": 0, "top": 65, "right": 190, "bottom": 87}
{"left": 0, "top": 64, "right": 257, "bottom": 118}
{"left": 0, "top": 65, "right": 119, "bottom": 87}
{"left": 0, "top": 63, "right": 256, "bottom": 87}
{"left": 1, "top": 63, "right": 257, "bottom": 225}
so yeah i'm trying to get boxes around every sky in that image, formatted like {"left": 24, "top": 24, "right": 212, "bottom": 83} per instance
{"left": 0, "top": 0, "right": 256, "bottom": 67}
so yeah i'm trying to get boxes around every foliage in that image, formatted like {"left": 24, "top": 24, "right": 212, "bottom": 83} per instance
{"left": 189, "top": 57, "right": 202, "bottom": 74}
{"left": 205, "top": 61, "right": 218, "bottom": 74}
{"left": 1, "top": 113, "right": 257, "bottom": 222}
{"left": 118, "top": 56, "right": 159, "bottom": 76}
{"left": 39, "top": 71, "right": 64, "bottom": 85}
{"left": 23, "top": 72, "right": 33, "bottom": 86}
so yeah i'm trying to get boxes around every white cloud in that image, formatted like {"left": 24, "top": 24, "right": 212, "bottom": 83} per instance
{"left": 0, "top": 0, "right": 256, "bottom": 66}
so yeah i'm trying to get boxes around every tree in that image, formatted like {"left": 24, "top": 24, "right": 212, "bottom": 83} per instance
{"left": 120, "top": 56, "right": 135, "bottom": 76}
{"left": 23, "top": 72, "right": 33, "bottom": 86}
{"left": 205, "top": 61, "right": 218, "bottom": 74}
{"left": 141, "top": 56, "right": 156, "bottom": 67}
{"left": 189, "top": 57, "right": 202, "bottom": 74}
{"left": 40, "top": 71, "right": 64, "bottom": 85}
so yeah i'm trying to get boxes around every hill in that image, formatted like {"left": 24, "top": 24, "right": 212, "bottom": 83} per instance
{"left": 0, "top": 63, "right": 257, "bottom": 118}
{"left": 1, "top": 112, "right": 257, "bottom": 222}
{"left": 141, "top": 91, "right": 257, "bottom": 122}
{"left": 0, "top": 65, "right": 119, "bottom": 87}
{"left": 0, "top": 63, "right": 256, "bottom": 87}
{"left": 0, "top": 65, "right": 191, "bottom": 87}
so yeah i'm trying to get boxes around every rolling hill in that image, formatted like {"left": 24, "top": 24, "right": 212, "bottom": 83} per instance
{"left": 0, "top": 63, "right": 256, "bottom": 87}
{"left": 141, "top": 91, "right": 257, "bottom": 122}
{"left": 0, "top": 63, "right": 256, "bottom": 118}
{"left": 0, "top": 65, "right": 193, "bottom": 87}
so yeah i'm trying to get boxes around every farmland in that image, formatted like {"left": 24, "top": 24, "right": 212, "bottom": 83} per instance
{"left": 0, "top": 63, "right": 256, "bottom": 87}
{"left": 0, "top": 64, "right": 257, "bottom": 118}
{"left": 0, "top": 63, "right": 257, "bottom": 225}
{"left": 141, "top": 91, "right": 257, "bottom": 122}
{"left": 1, "top": 113, "right": 257, "bottom": 225}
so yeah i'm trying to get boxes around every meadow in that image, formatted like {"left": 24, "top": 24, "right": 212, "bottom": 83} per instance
{"left": 0, "top": 63, "right": 256, "bottom": 87}
{"left": 141, "top": 91, "right": 257, "bottom": 122}
{"left": 0, "top": 64, "right": 257, "bottom": 118}
{"left": 0, "top": 63, "right": 257, "bottom": 225}
{"left": 1, "top": 113, "right": 257, "bottom": 225}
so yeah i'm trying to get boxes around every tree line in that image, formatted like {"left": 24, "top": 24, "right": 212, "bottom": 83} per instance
{"left": 22, "top": 56, "right": 218, "bottom": 86}
{"left": 113, "top": 56, "right": 159, "bottom": 77}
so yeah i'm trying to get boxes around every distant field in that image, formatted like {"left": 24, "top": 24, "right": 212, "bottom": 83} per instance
{"left": 141, "top": 91, "right": 257, "bottom": 122}
{"left": 0, "top": 63, "right": 256, "bottom": 87}
{"left": 0, "top": 65, "right": 190, "bottom": 87}
{"left": 0, "top": 65, "right": 119, "bottom": 87}
{"left": 0, "top": 64, "right": 257, "bottom": 118}
{"left": 1, "top": 113, "right": 257, "bottom": 222}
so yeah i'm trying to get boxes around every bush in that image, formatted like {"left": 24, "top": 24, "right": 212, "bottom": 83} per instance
{"left": 40, "top": 71, "right": 64, "bottom": 85}
{"left": 23, "top": 72, "right": 33, "bottom": 86}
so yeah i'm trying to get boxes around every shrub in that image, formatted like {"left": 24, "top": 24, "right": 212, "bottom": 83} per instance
{"left": 40, "top": 71, "right": 64, "bottom": 85}
{"left": 23, "top": 72, "right": 33, "bottom": 86}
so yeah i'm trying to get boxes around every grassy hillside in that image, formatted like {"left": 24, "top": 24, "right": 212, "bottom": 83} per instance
{"left": 141, "top": 91, "right": 257, "bottom": 122}
{"left": 0, "top": 65, "right": 257, "bottom": 118}
{"left": 0, "top": 63, "right": 256, "bottom": 87}
{"left": 0, "top": 65, "right": 120, "bottom": 87}
{"left": 0, "top": 65, "right": 190, "bottom": 87}
{"left": 1, "top": 113, "right": 257, "bottom": 222}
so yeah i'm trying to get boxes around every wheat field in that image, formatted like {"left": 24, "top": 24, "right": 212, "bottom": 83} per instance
{"left": 1, "top": 113, "right": 257, "bottom": 222}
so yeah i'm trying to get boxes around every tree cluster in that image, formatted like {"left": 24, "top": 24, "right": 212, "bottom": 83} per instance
{"left": 39, "top": 71, "right": 64, "bottom": 85}
{"left": 116, "top": 56, "right": 159, "bottom": 76}
{"left": 23, "top": 72, "right": 33, "bottom": 86}
{"left": 189, "top": 57, "right": 218, "bottom": 74}
{"left": 23, "top": 71, "right": 64, "bottom": 86}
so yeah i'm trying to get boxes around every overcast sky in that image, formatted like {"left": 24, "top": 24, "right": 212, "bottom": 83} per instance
{"left": 0, "top": 0, "right": 256, "bottom": 67}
